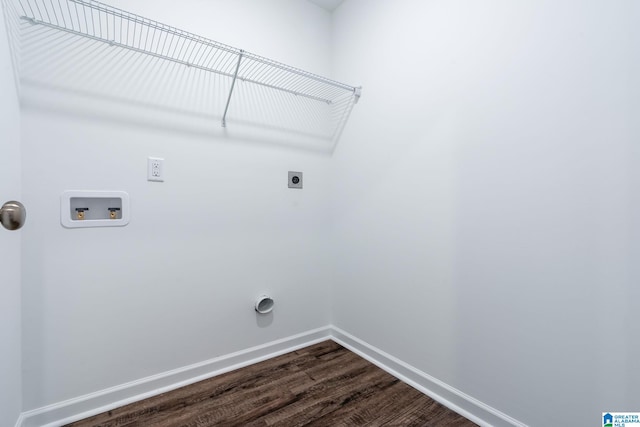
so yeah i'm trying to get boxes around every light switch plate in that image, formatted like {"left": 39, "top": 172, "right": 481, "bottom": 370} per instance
{"left": 288, "top": 171, "right": 302, "bottom": 189}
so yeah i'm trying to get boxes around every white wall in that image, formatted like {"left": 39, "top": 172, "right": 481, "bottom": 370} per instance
{"left": 331, "top": 1, "right": 640, "bottom": 426}
{"left": 0, "top": 0, "right": 22, "bottom": 425}
{"left": 20, "top": 0, "right": 334, "bottom": 410}
{"left": 14, "top": 0, "right": 640, "bottom": 423}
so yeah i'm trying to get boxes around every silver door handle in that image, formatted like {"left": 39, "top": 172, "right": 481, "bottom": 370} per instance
{"left": 1, "top": 201, "right": 26, "bottom": 231}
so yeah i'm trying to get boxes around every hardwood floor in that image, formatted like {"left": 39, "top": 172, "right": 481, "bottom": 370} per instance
{"left": 66, "top": 341, "right": 477, "bottom": 426}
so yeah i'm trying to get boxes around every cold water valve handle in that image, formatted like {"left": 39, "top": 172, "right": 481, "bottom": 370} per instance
{"left": 0, "top": 201, "right": 26, "bottom": 231}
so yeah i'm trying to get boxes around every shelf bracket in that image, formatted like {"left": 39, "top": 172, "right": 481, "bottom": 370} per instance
{"left": 354, "top": 87, "right": 362, "bottom": 103}
{"left": 222, "top": 50, "right": 244, "bottom": 128}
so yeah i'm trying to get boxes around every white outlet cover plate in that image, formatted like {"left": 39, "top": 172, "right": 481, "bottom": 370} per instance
{"left": 61, "top": 190, "right": 130, "bottom": 228}
{"left": 148, "top": 157, "right": 164, "bottom": 182}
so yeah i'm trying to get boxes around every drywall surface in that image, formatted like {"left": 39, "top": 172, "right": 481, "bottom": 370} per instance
{"left": 331, "top": 1, "right": 640, "bottom": 425}
{"left": 20, "top": 0, "right": 333, "bottom": 409}
{"left": 0, "top": 1, "right": 22, "bottom": 425}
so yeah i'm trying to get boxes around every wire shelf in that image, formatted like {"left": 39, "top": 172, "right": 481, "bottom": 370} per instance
{"left": 13, "top": 0, "right": 361, "bottom": 143}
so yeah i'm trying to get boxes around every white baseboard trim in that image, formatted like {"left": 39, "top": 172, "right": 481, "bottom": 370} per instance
{"left": 18, "top": 325, "right": 525, "bottom": 427}
{"left": 19, "top": 326, "right": 331, "bottom": 427}
{"left": 329, "top": 326, "right": 527, "bottom": 427}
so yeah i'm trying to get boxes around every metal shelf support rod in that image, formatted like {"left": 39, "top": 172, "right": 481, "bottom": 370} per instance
{"left": 222, "top": 50, "right": 243, "bottom": 128}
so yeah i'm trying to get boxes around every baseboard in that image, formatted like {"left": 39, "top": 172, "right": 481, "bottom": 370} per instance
{"left": 18, "top": 325, "right": 525, "bottom": 427}
{"left": 330, "top": 326, "right": 527, "bottom": 427}
{"left": 19, "top": 326, "right": 331, "bottom": 427}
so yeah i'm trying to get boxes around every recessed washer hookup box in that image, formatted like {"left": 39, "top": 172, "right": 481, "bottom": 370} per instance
{"left": 61, "top": 191, "right": 130, "bottom": 229}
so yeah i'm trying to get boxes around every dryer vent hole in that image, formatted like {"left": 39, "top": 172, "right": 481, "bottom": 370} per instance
{"left": 255, "top": 296, "right": 274, "bottom": 314}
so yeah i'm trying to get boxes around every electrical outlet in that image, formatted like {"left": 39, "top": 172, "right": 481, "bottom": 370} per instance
{"left": 147, "top": 157, "right": 164, "bottom": 182}
{"left": 288, "top": 171, "right": 302, "bottom": 189}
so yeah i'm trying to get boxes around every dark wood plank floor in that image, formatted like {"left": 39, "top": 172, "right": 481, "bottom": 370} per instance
{"left": 66, "top": 340, "right": 477, "bottom": 426}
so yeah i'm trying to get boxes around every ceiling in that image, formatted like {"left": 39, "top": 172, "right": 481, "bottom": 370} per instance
{"left": 307, "top": 0, "right": 344, "bottom": 12}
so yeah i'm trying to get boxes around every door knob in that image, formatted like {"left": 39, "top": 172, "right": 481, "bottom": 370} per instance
{"left": 1, "top": 201, "right": 26, "bottom": 231}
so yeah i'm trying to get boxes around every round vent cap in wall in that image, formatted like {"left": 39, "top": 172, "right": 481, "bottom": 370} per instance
{"left": 255, "top": 295, "right": 275, "bottom": 314}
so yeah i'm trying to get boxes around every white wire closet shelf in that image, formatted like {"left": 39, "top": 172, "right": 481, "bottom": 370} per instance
{"left": 14, "top": 0, "right": 361, "bottom": 143}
